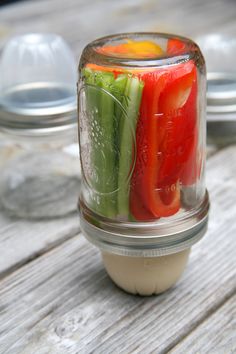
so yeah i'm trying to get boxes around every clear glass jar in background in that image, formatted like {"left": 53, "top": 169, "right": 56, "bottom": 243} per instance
{"left": 0, "top": 33, "right": 80, "bottom": 219}
{"left": 196, "top": 33, "right": 236, "bottom": 143}
{"left": 78, "top": 33, "right": 209, "bottom": 295}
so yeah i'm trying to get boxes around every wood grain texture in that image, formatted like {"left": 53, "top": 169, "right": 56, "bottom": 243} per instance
{"left": 0, "top": 144, "right": 80, "bottom": 278}
{"left": 169, "top": 294, "right": 236, "bottom": 354}
{"left": 0, "top": 212, "right": 80, "bottom": 278}
{"left": 0, "top": 145, "right": 236, "bottom": 354}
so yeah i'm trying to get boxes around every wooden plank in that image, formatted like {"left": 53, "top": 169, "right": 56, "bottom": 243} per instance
{"left": 0, "top": 143, "right": 80, "bottom": 278}
{"left": 169, "top": 294, "right": 236, "bottom": 354}
{"left": 0, "top": 213, "right": 80, "bottom": 278}
{"left": 0, "top": 145, "right": 236, "bottom": 353}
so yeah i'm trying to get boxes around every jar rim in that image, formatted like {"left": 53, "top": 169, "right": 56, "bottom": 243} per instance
{"left": 80, "top": 32, "right": 202, "bottom": 69}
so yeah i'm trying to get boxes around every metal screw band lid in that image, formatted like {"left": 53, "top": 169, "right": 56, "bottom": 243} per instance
{"left": 79, "top": 191, "right": 210, "bottom": 257}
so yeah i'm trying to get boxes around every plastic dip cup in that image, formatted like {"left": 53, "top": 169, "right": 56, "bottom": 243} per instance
{"left": 78, "top": 33, "right": 210, "bottom": 295}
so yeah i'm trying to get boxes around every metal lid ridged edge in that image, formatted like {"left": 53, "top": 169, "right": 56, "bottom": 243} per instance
{"left": 79, "top": 191, "right": 210, "bottom": 257}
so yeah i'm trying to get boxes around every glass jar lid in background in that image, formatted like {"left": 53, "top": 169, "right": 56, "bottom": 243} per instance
{"left": 0, "top": 33, "right": 77, "bottom": 137}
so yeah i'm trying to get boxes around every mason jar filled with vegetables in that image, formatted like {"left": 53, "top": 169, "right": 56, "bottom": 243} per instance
{"left": 78, "top": 33, "right": 210, "bottom": 296}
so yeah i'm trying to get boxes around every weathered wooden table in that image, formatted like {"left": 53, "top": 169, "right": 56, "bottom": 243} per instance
{"left": 0, "top": 1, "right": 236, "bottom": 353}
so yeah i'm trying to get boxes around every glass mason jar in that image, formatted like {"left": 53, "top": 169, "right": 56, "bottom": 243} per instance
{"left": 196, "top": 34, "right": 236, "bottom": 144}
{"left": 78, "top": 33, "right": 210, "bottom": 295}
{"left": 0, "top": 33, "right": 80, "bottom": 219}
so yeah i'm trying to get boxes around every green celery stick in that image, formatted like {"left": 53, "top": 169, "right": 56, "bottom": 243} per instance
{"left": 111, "top": 74, "right": 128, "bottom": 165}
{"left": 98, "top": 72, "right": 117, "bottom": 217}
{"left": 112, "top": 74, "right": 128, "bottom": 105}
{"left": 83, "top": 69, "right": 117, "bottom": 217}
{"left": 83, "top": 68, "right": 144, "bottom": 220}
{"left": 117, "top": 76, "right": 144, "bottom": 217}
{"left": 82, "top": 68, "right": 101, "bottom": 213}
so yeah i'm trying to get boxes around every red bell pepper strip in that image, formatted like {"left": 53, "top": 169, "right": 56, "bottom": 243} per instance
{"left": 157, "top": 66, "right": 197, "bottom": 186}
{"left": 130, "top": 69, "right": 181, "bottom": 220}
{"left": 179, "top": 75, "right": 199, "bottom": 185}
{"left": 130, "top": 62, "right": 197, "bottom": 221}
{"left": 159, "top": 47, "right": 199, "bottom": 187}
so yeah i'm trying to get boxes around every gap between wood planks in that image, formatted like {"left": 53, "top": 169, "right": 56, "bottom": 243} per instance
{"left": 164, "top": 282, "right": 236, "bottom": 354}
{"left": 167, "top": 293, "right": 236, "bottom": 353}
{"left": 0, "top": 230, "right": 81, "bottom": 282}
